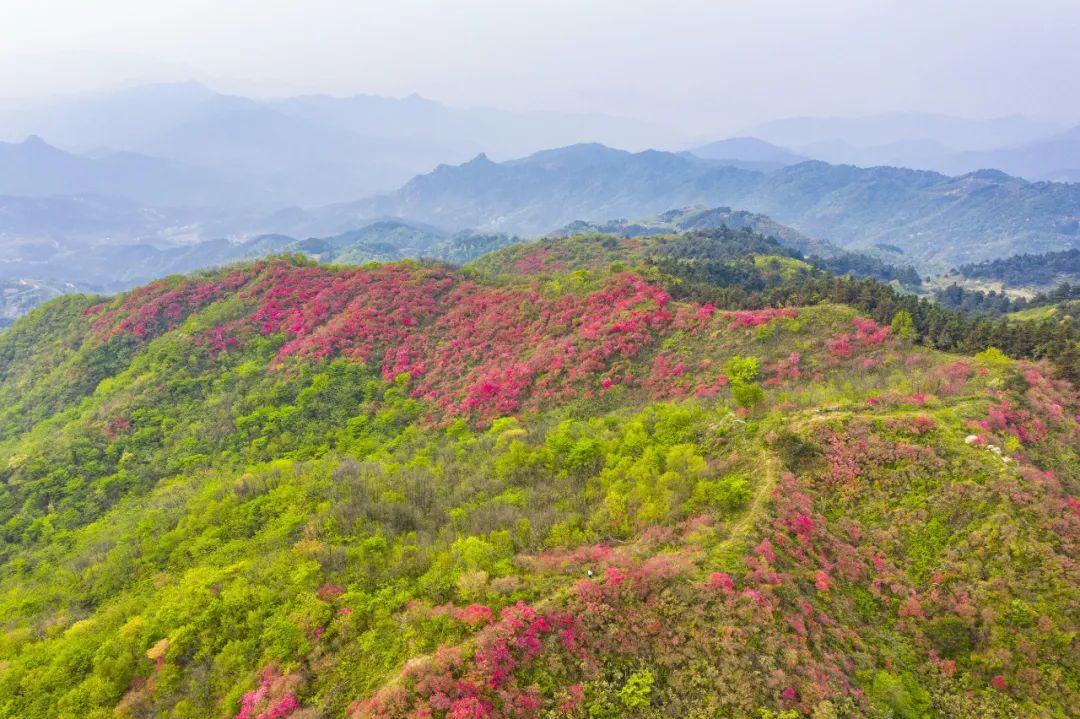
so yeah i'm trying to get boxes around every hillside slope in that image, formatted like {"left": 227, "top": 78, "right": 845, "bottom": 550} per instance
{"left": 547, "top": 206, "right": 832, "bottom": 258}
{"left": 0, "top": 238, "right": 1077, "bottom": 719}
{"left": 955, "top": 248, "right": 1080, "bottom": 289}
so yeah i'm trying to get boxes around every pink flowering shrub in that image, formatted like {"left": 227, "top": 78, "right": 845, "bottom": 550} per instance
{"left": 90, "top": 268, "right": 255, "bottom": 341}
{"left": 236, "top": 265, "right": 679, "bottom": 422}
{"left": 317, "top": 583, "right": 346, "bottom": 601}
{"left": 453, "top": 604, "right": 495, "bottom": 627}
{"left": 235, "top": 666, "right": 302, "bottom": 719}
{"left": 884, "top": 415, "right": 936, "bottom": 435}
{"left": 764, "top": 352, "right": 802, "bottom": 386}
{"left": 351, "top": 602, "right": 584, "bottom": 719}
{"left": 705, "top": 571, "right": 735, "bottom": 593}
{"left": 512, "top": 246, "right": 566, "bottom": 275}
{"left": 929, "top": 360, "right": 973, "bottom": 395}
{"left": 722, "top": 307, "right": 797, "bottom": 329}
{"left": 826, "top": 335, "right": 852, "bottom": 358}
{"left": 823, "top": 317, "right": 891, "bottom": 365}
{"left": 851, "top": 317, "right": 890, "bottom": 346}
{"left": 969, "top": 400, "right": 1048, "bottom": 444}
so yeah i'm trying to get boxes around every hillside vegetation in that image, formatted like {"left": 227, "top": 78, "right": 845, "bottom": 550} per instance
{"left": 933, "top": 282, "right": 1080, "bottom": 319}
{"left": 0, "top": 233, "right": 1077, "bottom": 719}
{"left": 955, "top": 248, "right": 1080, "bottom": 290}
{"left": 548, "top": 206, "right": 830, "bottom": 257}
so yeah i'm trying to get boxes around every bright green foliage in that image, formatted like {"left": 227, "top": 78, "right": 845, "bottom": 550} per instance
{"left": 723, "top": 355, "right": 760, "bottom": 385}
{"left": 0, "top": 242, "right": 1076, "bottom": 719}
{"left": 617, "top": 670, "right": 654, "bottom": 710}
{"left": 867, "top": 670, "right": 932, "bottom": 719}
{"left": 758, "top": 710, "right": 800, "bottom": 719}
{"left": 891, "top": 310, "right": 915, "bottom": 341}
{"left": 974, "top": 346, "right": 1010, "bottom": 366}
{"left": 731, "top": 382, "right": 765, "bottom": 410}
{"left": 724, "top": 355, "right": 764, "bottom": 409}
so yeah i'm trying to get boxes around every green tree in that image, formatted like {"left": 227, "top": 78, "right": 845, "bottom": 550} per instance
{"left": 618, "top": 670, "right": 654, "bottom": 710}
{"left": 723, "top": 355, "right": 759, "bottom": 385}
{"left": 891, "top": 310, "right": 915, "bottom": 341}
{"left": 724, "top": 355, "right": 764, "bottom": 410}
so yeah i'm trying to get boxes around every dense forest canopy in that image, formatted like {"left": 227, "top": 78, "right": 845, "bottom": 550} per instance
{"left": 955, "top": 248, "right": 1080, "bottom": 288}
{"left": 933, "top": 281, "right": 1080, "bottom": 317}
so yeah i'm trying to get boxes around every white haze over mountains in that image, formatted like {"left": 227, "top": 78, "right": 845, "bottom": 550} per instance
{"left": 2, "top": 0, "right": 1079, "bottom": 189}
{"left": 1, "top": 83, "right": 1079, "bottom": 262}
{"left": 3, "top": 0, "right": 1080, "bottom": 134}
{"left": 1, "top": 83, "right": 1078, "bottom": 210}
{"left": 0, "top": 82, "right": 667, "bottom": 205}
{"left": 730, "top": 114, "right": 1080, "bottom": 183}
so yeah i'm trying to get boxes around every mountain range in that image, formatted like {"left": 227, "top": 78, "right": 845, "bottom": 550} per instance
{"left": 6, "top": 86, "right": 1079, "bottom": 211}
{"left": 2, "top": 87, "right": 1080, "bottom": 306}
{"left": 4, "top": 139, "right": 1080, "bottom": 298}
{"left": 326, "top": 144, "right": 1080, "bottom": 269}
{"left": 0, "top": 135, "right": 230, "bottom": 206}
{"left": 0, "top": 82, "right": 666, "bottom": 205}
{"left": 700, "top": 114, "right": 1080, "bottom": 183}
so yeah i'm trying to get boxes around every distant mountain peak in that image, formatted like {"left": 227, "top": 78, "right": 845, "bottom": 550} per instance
{"left": 20, "top": 134, "right": 50, "bottom": 148}
{"left": 691, "top": 136, "right": 807, "bottom": 167}
{"left": 2, "top": 134, "right": 69, "bottom": 158}
{"left": 511, "top": 143, "right": 630, "bottom": 168}
{"left": 962, "top": 168, "right": 1015, "bottom": 182}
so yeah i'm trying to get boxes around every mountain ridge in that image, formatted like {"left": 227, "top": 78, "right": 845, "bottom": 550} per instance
{"left": 321, "top": 145, "right": 1080, "bottom": 269}
{"left": 0, "top": 135, "right": 229, "bottom": 206}
{"left": 0, "top": 240, "right": 1076, "bottom": 717}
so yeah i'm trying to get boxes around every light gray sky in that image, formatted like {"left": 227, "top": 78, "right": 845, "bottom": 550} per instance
{"left": 1, "top": 0, "right": 1078, "bottom": 135}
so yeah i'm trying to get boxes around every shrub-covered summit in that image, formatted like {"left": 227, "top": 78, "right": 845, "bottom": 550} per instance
{"left": 0, "top": 238, "right": 1077, "bottom": 719}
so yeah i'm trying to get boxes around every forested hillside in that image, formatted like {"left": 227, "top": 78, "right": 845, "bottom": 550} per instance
{"left": 0, "top": 233, "right": 1077, "bottom": 718}
{"left": 955, "top": 248, "right": 1080, "bottom": 289}
{"left": 933, "top": 282, "right": 1080, "bottom": 317}
{"left": 548, "top": 206, "right": 830, "bottom": 257}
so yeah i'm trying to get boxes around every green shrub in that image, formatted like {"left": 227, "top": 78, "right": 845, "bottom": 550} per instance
{"left": 618, "top": 670, "right": 654, "bottom": 710}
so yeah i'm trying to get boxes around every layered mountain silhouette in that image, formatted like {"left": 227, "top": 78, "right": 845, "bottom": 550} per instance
{"left": 0, "top": 82, "right": 665, "bottom": 204}
{"left": 689, "top": 137, "right": 808, "bottom": 170}
{"left": 323, "top": 144, "right": 1080, "bottom": 268}
{"left": 711, "top": 113, "right": 1080, "bottom": 183}
{"left": 0, "top": 135, "right": 226, "bottom": 205}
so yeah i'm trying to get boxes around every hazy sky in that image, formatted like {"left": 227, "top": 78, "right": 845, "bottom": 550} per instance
{"left": 2, "top": 0, "right": 1078, "bottom": 136}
